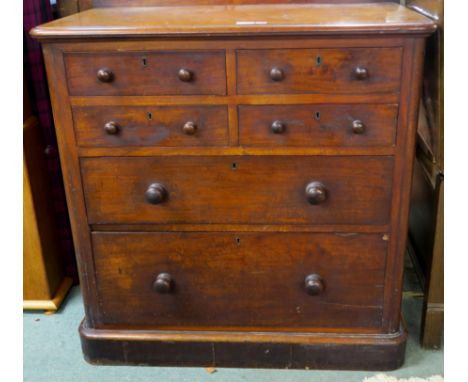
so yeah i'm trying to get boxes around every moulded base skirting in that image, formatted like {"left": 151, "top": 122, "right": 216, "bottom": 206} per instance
{"left": 23, "top": 277, "right": 73, "bottom": 312}
{"left": 79, "top": 320, "right": 407, "bottom": 370}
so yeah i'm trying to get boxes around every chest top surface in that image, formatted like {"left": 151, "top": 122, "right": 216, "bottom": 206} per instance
{"left": 31, "top": 3, "right": 435, "bottom": 40}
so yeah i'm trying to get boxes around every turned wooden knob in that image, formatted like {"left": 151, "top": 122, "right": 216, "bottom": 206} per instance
{"left": 352, "top": 120, "right": 365, "bottom": 134}
{"left": 270, "top": 67, "right": 284, "bottom": 81}
{"left": 153, "top": 273, "right": 173, "bottom": 294}
{"left": 182, "top": 121, "right": 197, "bottom": 135}
{"left": 97, "top": 68, "right": 114, "bottom": 83}
{"left": 178, "top": 68, "right": 193, "bottom": 82}
{"left": 304, "top": 274, "right": 324, "bottom": 296}
{"left": 271, "top": 120, "right": 286, "bottom": 134}
{"left": 305, "top": 181, "right": 327, "bottom": 205}
{"left": 354, "top": 67, "right": 369, "bottom": 80}
{"left": 145, "top": 183, "right": 167, "bottom": 204}
{"left": 104, "top": 121, "right": 119, "bottom": 135}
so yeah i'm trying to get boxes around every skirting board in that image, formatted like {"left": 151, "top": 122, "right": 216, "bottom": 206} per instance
{"left": 80, "top": 320, "right": 407, "bottom": 370}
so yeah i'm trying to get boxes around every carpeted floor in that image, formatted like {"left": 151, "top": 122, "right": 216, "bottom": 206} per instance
{"left": 23, "top": 260, "right": 443, "bottom": 382}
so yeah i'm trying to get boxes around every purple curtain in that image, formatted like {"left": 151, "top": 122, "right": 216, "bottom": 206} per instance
{"left": 24, "top": 0, "right": 78, "bottom": 283}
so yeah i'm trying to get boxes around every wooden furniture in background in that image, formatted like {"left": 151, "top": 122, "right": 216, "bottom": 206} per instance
{"left": 31, "top": 2, "right": 435, "bottom": 369}
{"left": 56, "top": 0, "right": 92, "bottom": 17}
{"left": 56, "top": 0, "right": 397, "bottom": 16}
{"left": 23, "top": 80, "right": 72, "bottom": 312}
{"left": 407, "top": 0, "right": 444, "bottom": 350}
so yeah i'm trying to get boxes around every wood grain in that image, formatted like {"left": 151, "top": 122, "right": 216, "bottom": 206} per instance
{"left": 81, "top": 155, "right": 394, "bottom": 225}
{"left": 65, "top": 51, "right": 226, "bottom": 96}
{"left": 31, "top": 2, "right": 434, "bottom": 367}
{"left": 239, "top": 104, "right": 397, "bottom": 147}
{"left": 73, "top": 105, "right": 228, "bottom": 147}
{"left": 92, "top": 231, "right": 386, "bottom": 329}
{"left": 42, "top": 45, "right": 101, "bottom": 324}
{"left": 94, "top": 0, "right": 400, "bottom": 6}
{"left": 382, "top": 38, "right": 426, "bottom": 332}
{"left": 30, "top": 4, "right": 435, "bottom": 40}
{"left": 237, "top": 48, "right": 402, "bottom": 95}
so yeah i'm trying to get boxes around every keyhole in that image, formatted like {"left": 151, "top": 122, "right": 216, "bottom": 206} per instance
{"left": 147, "top": 112, "right": 153, "bottom": 120}
{"left": 142, "top": 57, "right": 147, "bottom": 66}
{"left": 315, "top": 111, "right": 321, "bottom": 120}
{"left": 235, "top": 237, "right": 241, "bottom": 245}
{"left": 231, "top": 162, "right": 238, "bottom": 170}
{"left": 316, "top": 56, "right": 322, "bottom": 66}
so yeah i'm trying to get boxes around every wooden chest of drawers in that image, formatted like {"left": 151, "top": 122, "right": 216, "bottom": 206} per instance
{"left": 31, "top": 2, "right": 435, "bottom": 370}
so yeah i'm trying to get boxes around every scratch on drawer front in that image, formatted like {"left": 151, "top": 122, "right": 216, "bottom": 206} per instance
{"left": 334, "top": 232, "right": 359, "bottom": 237}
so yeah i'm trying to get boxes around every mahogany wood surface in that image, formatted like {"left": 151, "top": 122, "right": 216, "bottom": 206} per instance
{"left": 81, "top": 156, "right": 393, "bottom": 225}
{"left": 237, "top": 48, "right": 402, "bottom": 95}
{"left": 73, "top": 105, "right": 229, "bottom": 147}
{"left": 65, "top": 51, "right": 227, "bottom": 96}
{"left": 80, "top": 321, "right": 407, "bottom": 370}
{"left": 92, "top": 231, "right": 386, "bottom": 329}
{"left": 94, "top": 0, "right": 400, "bottom": 6}
{"left": 31, "top": 4, "right": 435, "bottom": 40}
{"left": 239, "top": 104, "right": 397, "bottom": 147}
{"left": 32, "top": 1, "right": 435, "bottom": 370}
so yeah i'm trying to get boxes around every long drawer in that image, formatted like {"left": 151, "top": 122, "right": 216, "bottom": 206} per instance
{"left": 237, "top": 48, "right": 402, "bottom": 95}
{"left": 73, "top": 105, "right": 229, "bottom": 147}
{"left": 81, "top": 156, "right": 393, "bottom": 225}
{"left": 65, "top": 51, "right": 227, "bottom": 96}
{"left": 92, "top": 231, "right": 387, "bottom": 329}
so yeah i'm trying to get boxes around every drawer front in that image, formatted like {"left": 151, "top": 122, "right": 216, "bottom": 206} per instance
{"left": 239, "top": 104, "right": 398, "bottom": 147}
{"left": 93, "top": 232, "right": 386, "bottom": 329}
{"left": 81, "top": 156, "right": 393, "bottom": 225}
{"left": 73, "top": 106, "right": 229, "bottom": 147}
{"left": 65, "top": 51, "right": 227, "bottom": 96}
{"left": 237, "top": 48, "right": 402, "bottom": 95}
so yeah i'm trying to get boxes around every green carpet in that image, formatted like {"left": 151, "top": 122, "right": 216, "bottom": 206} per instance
{"left": 24, "top": 270, "right": 443, "bottom": 381}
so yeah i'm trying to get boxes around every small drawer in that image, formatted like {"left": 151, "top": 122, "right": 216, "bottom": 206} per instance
{"left": 81, "top": 156, "right": 393, "bottom": 225}
{"left": 239, "top": 104, "right": 398, "bottom": 147}
{"left": 65, "top": 51, "right": 227, "bottom": 96}
{"left": 92, "top": 231, "right": 386, "bottom": 330}
{"left": 237, "top": 48, "right": 402, "bottom": 95}
{"left": 73, "top": 106, "right": 229, "bottom": 147}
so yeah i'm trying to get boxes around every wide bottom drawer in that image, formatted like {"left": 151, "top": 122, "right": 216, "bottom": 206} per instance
{"left": 92, "top": 231, "right": 387, "bottom": 331}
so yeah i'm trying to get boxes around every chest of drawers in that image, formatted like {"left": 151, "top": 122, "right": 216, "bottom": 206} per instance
{"left": 31, "top": 2, "right": 435, "bottom": 370}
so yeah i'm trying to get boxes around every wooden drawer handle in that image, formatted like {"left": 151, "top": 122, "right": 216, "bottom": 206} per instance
{"left": 104, "top": 121, "right": 119, "bottom": 135}
{"left": 305, "top": 181, "right": 327, "bottom": 205}
{"left": 352, "top": 120, "right": 366, "bottom": 134}
{"left": 182, "top": 121, "right": 198, "bottom": 135}
{"left": 304, "top": 274, "right": 324, "bottom": 296}
{"left": 153, "top": 273, "right": 173, "bottom": 294}
{"left": 269, "top": 67, "right": 284, "bottom": 81}
{"left": 178, "top": 68, "right": 193, "bottom": 82}
{"left": 97, "top": 68, "right": 114, "bottom": 83}
{"left": 145, "top": 183, "right": 167, "bottom": 204}
{"left": 271, "top": 120, "right": 286, "bottom": 134}
{"left": 354, "top": 67, "right": 369, "bottom": 80}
